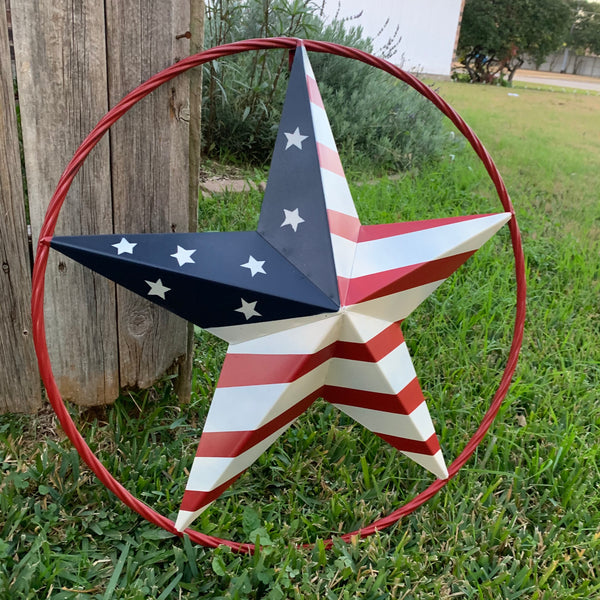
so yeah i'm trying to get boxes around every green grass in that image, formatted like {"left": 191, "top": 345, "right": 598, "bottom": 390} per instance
{"left": 2, "top": 83, "right": 600, "bottom": 598}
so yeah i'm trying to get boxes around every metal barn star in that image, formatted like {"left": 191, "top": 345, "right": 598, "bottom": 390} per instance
{"left": 50, "top": 46, "right": 510, "bottom": 532}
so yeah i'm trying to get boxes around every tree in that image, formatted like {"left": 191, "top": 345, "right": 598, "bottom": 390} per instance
{"left": 457, "top": 0, "right": 571, "bottom": 83}
{"left": 566, "top": 1, "right": 600, "bottom": 73}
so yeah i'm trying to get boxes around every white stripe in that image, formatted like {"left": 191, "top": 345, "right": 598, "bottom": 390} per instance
{"left": 310, "top": 102, "right": 337, "bottom": 151}
{"left": 346, "top": 280, "right": 445, "bottom": 323}
{"left": 321, "top": 169, "right": 358, "bottom": 217}
{"left": 401, "top": 449, "right": 448, "bottom": 479}
{"left": 300, "top": 46, "right": 316, "bottom": 79}
{"left": 338, "top": 312, "right": 396, "bottom": 343}
{"left": 185, "top": 424, "right": 292, "bottom": 492}
{"left": 327, "top": 342, "right": 416, "bottom": 395}
{"left": 351, "top": 213, "right": 511, "bottom": 278}
{"left": 228, "top": 313, "right": 341, "bottom": 355}
{"left": 333, "top": 401, "right": 435, "bottom": 441}
{"left": 175, "top": 507, "right": 209, "bottom": 532}
{"left": 206, "top": 312, "right": 336, "bottom": 344}
{"left": 331, "top": 234, "right": 356, "bottom": 280}
{"left": 204, "top": 362, "right": 329, "bottom": 432}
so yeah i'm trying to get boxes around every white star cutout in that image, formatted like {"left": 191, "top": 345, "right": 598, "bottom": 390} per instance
{"left": 112, "top": 237, "right": 137, "bottom": 255}
{"left": 235, "top": 298, "right": 261, "bottom": 320}
{"left": 240, "top": 255, "right": 266, "bottom": 277}
{"left": 281, "top": 208, "right": 305, "bottom": 232}
{"left": 284, "top": 127, "right": 309, "bottom": 150}
{"left": 145, "top": 279, "right": 170, "bottom": 300}
{"left": 171, "top": 246, "right": 196, "bottom": 267}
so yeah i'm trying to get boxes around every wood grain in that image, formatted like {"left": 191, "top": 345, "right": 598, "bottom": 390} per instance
{"left": 175, "top": 0, "right": 205, "bottom": 402}
{"left": 0, "top": 5, "right": 41, "bottom": 413}
{"left": 105, "top": 1, "right": 191, "bottom": 388}
{"left": 7, "top": 1, "right": 196, "bottom": 408}
{"left": 12, "top": 1, "right": 119, "bottom": 406}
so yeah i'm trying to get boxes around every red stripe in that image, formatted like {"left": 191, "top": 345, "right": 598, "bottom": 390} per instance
{"left": 334, "top": 322, "right": 403, "bottom": 362}
{"left": 317, "top": 143, "right": 345, "bottom": 177}
{"left": 195, "top": 389, "right": 322, "bottom": 458}
{"left": 217, "top": 345, "right": 334, "bottom": 387}
{"left": 358, "top": 214, "right": 494, "bottom": 242}
{"left": 218, "top": 323, "right": 404, "bottom": 388}
{"left": 346, "top": 251, "right": 475, "bottom": 305}
{"left": 376, "top": 431, "right": 441, "bottom": 456}
{"left": 324, "top": 377, "right": 425, "bottom": 415}
{"left": 306, "top": 75, "right": 324, "bottom": 108}
{"left": 327, "top": 209, "right": 360, "bottom": 241}
{"left": 180, "top": 473, "right": 243, "bottom": 512}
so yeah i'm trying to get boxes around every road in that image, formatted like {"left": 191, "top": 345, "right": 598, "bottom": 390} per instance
{"left": 513, "top": 69, "right": 600, "bottom": 92}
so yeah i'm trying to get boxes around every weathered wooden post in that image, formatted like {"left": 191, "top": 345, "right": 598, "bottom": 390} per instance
{"left": 0, "top": 5, "right": 41, "bottom": 413}
{"left": 4, "top": 0, "right": 203, "bottom": 409}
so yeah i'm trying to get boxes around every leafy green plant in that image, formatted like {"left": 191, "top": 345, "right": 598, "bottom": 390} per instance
{"left": 201, "top": 0, "right": 446, "bottom": 171}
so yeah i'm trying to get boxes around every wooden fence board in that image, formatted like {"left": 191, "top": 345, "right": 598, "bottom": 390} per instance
{"left": 0, "top": 5, "right": 41, "bottom": 413}
{"left": 4, "top": 1, "right": 198, "bottom": 409}
{"left": 12, "top": 1, "right": 119, "bottom": 406}
{"left": 105, "top": 1, "right": 191, "bottom": 389}
{"left": 175, "top": 0, "right": 204, "bottom": 402}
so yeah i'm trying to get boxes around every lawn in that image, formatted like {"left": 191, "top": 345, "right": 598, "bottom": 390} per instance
{"left": 1, "top": 81, "right": 599, "bottom": 599}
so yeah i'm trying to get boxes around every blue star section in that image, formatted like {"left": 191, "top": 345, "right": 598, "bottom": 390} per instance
{"left": 50, "top": 232, "right": 339, "bottom": 329}
{"left": 51, "top": 48, "right": 342, "bottom": 331}
{"left": 257, "top": 48, "right": 339, "bottom": 305}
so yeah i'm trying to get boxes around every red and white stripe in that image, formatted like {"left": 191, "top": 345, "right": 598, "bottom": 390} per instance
{"left": 176, "top": 312, "right": 446, "bottom": 531}
{"left": 300, "top": 46, "right": 360, "bottom": 304}
{"left": 176, "top": 210, "right": 512, "bottom": 530}
{"left": 175, "top": 314, "right": 340, "bottom": 531}
{"left": 345, "top": 213, "right": 511, "bottom": 320}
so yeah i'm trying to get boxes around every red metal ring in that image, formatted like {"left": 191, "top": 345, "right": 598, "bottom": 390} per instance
{"left": 31, "top": 37, "right": 526, "bottom": 553}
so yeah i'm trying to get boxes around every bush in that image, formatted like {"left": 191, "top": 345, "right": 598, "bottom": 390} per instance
{"left": 202, "top": 0, "right": 446, "bottom": 172}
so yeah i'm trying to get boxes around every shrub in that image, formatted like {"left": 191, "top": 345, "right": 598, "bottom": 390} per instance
{"left": 202, "top": 0, "right": 446, "bottom": 172}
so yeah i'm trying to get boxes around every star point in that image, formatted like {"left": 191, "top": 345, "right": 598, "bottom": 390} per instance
{"left": 171, "top": 245, "right": 196, "bottom": 267}
{"left": 112, "top": 237, "right": 137, "bottom": 255}
{"left": 145, "top": 278, "right": 170, "bottom": 299}
{"left": 284, "top": 126, "right": 308, "bottom": 150}
{"left": 281, "top": 208, "right": 305, "bottom": 232}
{"left": 235, "top": 298, "right": 261, "bottom": 320}
{"left": 240, "top": 255, "right": 266, "bottom": 277}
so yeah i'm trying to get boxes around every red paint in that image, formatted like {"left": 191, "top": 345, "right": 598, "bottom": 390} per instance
{"left": 324, "top": 377, "right": 425, "bottom": 416}
{"left": 306, "top": 74, "right": 325, "bottom": 108}
{"left": 316, "top": 142, "right": 345, "bottom": 177}
{"left": 327, "top": 208, "right": 360, "bottom": 242}
{"left": 358, "top": 214, "right": 495, "bottom": 242}
{"left": 344, "top": 250, "right": 476, "bottom": 305}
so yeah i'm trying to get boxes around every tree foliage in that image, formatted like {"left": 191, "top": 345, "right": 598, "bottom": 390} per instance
{"left": 457, "top": 0, "right": 571, "bottom": 83}
{"left": 568, "top": 0, "right": 600, "bottom": 58}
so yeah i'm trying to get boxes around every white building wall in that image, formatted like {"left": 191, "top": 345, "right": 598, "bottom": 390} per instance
{"left": 321, "top": 0, "right": 463, "bottom": 76}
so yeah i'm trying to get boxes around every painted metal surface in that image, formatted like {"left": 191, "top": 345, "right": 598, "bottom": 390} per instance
{"left": 50, "top": 45, "right": 511, "bottom": 533}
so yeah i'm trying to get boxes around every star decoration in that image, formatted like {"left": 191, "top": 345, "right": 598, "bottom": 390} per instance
{"left": 112, "top": 237, "right": 137, "bottom": 255}
{"left": 235, "top": 298, "right": 261, "bottom": 320}
{"left": 145, "top": 278, "right": 170, "bottom": 299}
{"left": 284, "top": 126, "right": 309, "bottom": 150}
{"left": 49, "top": 45, "right": 511, "bottom": 533}
{"left": 241, "top": 255, "right": 266, "bottom": 277}
{"left": 281, "top": 208, "right": 305, "bottom": 232}
{"left": 171, "top": 245, "right": 196, "bottom": 266}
